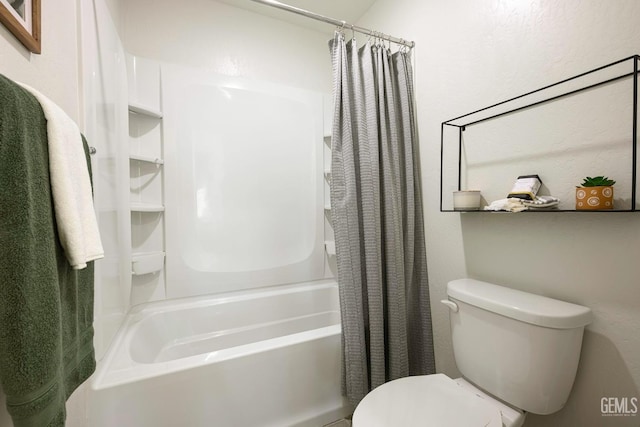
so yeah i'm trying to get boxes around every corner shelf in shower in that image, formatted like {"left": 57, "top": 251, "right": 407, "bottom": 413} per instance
{"left": 130, "top": 202, "right": 165, "bottom": 212}
{"left": 325, "top": 241, "right": 336, "bottom": 257}
{"left": 126, "top": 55, "right": 167, "bottom": 303}
{"left": 440, "top": 54, "right": 640, "bottom": 213}
{"left": 131, "top": 251, "right": 165, "bottom": 275}
{"left": 130, "top": 154, "right": 164, "bottom": 165}
{"left": 128, "top": 102, "right": 163, "bottom": 119}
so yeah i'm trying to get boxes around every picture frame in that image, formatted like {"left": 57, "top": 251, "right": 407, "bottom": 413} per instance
{"left": 0, "top": 0, "right": 40, "bottom": 54}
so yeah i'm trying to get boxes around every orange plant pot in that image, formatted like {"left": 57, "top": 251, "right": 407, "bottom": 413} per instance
{"left": 575, "top": 186, "right": 614, "bottom": 210}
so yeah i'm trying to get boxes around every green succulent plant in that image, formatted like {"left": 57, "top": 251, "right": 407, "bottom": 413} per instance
{"left": 579, "top": 176, "right": 616, "bottom": 187}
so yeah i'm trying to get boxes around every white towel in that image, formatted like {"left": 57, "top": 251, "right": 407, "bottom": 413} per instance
{"left": 18, "top": 83, "right": 104, "bottom": 269}
{"left": 484, "top": 198, "right": 528, "bottom": 212}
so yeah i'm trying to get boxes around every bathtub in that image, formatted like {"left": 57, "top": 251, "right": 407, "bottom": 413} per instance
{"left": 88, "top": 279, "right": 350, "bottom": 427}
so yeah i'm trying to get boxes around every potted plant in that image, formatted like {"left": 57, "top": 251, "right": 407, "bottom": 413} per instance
{"left": 575, "top": 176, "right": 616, "bottom": 210}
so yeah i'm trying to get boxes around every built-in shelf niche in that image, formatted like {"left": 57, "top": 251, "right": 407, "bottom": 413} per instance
{"left": 325, "top": 241, "right": 336, "bottom": 257}
{"left": 129, "top": 111, "right": 163, "bottom": 160}
{"left": 129, "top": 161, "right": 163, "bottom": 209}
{"left": 130, "top": 202, "right": 165, "bottom": 212}
{"left": 130, "top": 154, "right": 164, "bottom": 165}
{"left": 131, "top": 251, "right": 165, "bottom": 275}
{"left": 128, "top": 102, "right": 163, "bottom": 119}
{"left": 127, "top": 54, "right": 166, "bottom": 304}
{"left": 323, "top": 93, "right": 337, "bottom": 279}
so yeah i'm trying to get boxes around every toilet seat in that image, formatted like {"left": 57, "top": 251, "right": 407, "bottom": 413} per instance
{"left": 352, "top": 374, "right": 507, "bottom": 427}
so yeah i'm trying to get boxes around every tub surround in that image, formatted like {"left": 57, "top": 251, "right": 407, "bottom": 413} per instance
{"left": 161, "top": 61, "right": 327, "bottom": 299}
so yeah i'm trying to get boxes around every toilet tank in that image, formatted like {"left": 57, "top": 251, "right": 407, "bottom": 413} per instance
{"left": 446, "top": 279, "right": 592, "bottom": 415}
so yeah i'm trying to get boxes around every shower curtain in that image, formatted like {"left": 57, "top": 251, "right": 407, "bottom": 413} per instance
{"left": 329, "top": 32, "right": 435, "bottom": 406}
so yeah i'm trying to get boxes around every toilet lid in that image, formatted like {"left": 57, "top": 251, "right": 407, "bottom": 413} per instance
{"left": 353, "top": 374, "right": 503, "bottom": 427}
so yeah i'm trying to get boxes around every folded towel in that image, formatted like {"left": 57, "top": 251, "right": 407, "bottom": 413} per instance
{"left": 521, "top": 195, "right": 559, "bottom": 209}
{"left": 522, "top": 196, "right": 560, "bottom": 208}
{"left": 0, "top": 74, "right": 96, "bottom": 427}
{"left": 16, "top": 83, "right": 104, "bottom": 270}
{"left": 484, "top": 195, "right": 560, "bottom": 212}
{"left": 484, "top": 198, "right": 528, "bottom": 212}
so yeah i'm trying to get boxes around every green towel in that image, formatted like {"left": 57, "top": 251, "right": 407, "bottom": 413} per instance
{"left": 0, "top": 74, "right": 96, "bottom": 427}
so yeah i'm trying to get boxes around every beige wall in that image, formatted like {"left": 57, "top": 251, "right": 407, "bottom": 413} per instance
{"left": 357, "top": 1, "right": 640, "bottom": 426}
{"left": 0, "top": 0, "right": 80, "bottom": 122}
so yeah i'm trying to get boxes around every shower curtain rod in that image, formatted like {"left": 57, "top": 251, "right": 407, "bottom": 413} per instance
{"left": 247, "top": 0, "right": 415, "bottom": 48}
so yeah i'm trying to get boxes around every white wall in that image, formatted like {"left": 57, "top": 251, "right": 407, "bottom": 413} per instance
{"left": 0, "top": 2, "right": 88, "bottom": 426}
{"left": 357, "top": 1, "right": 640, "bottom": 426}
{"left": 119, "top": 0, "right": 332, "bottom": 93}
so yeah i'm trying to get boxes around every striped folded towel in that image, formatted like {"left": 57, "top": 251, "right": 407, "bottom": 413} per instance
{"left": 484, "top": 196, "right": 560, "bottom": 212}
{"left": 522, "top": 195, "right": 559, "bottom": 209}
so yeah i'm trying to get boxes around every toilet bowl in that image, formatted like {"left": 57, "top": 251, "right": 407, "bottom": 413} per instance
{"left": 352, "top": 279, "right": 592, "bottom": 426}
{"left": 353, "top": 374, "right": 524, "bottom": 427}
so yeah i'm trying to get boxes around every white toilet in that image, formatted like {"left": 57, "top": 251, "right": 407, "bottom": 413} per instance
{"left": 353, "top": 278, "right": 592, "bottom": 427}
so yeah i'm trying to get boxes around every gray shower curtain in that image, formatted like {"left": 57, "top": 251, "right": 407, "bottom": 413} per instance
{"left": 329, "top": 32, "right": 435, "bottom": 406}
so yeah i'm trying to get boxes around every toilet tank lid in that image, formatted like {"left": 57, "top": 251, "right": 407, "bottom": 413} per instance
{"left": 447, "top": 279, "right": 592, "bottom": 329}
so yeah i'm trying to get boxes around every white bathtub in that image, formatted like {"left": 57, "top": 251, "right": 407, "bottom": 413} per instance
{"left": 88, "top": 279, "right": 350, "bottom": 427}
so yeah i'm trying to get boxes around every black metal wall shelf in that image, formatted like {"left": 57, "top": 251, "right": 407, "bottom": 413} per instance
{"left": 440, "top": 55, "right": 640, "bottom": 213}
